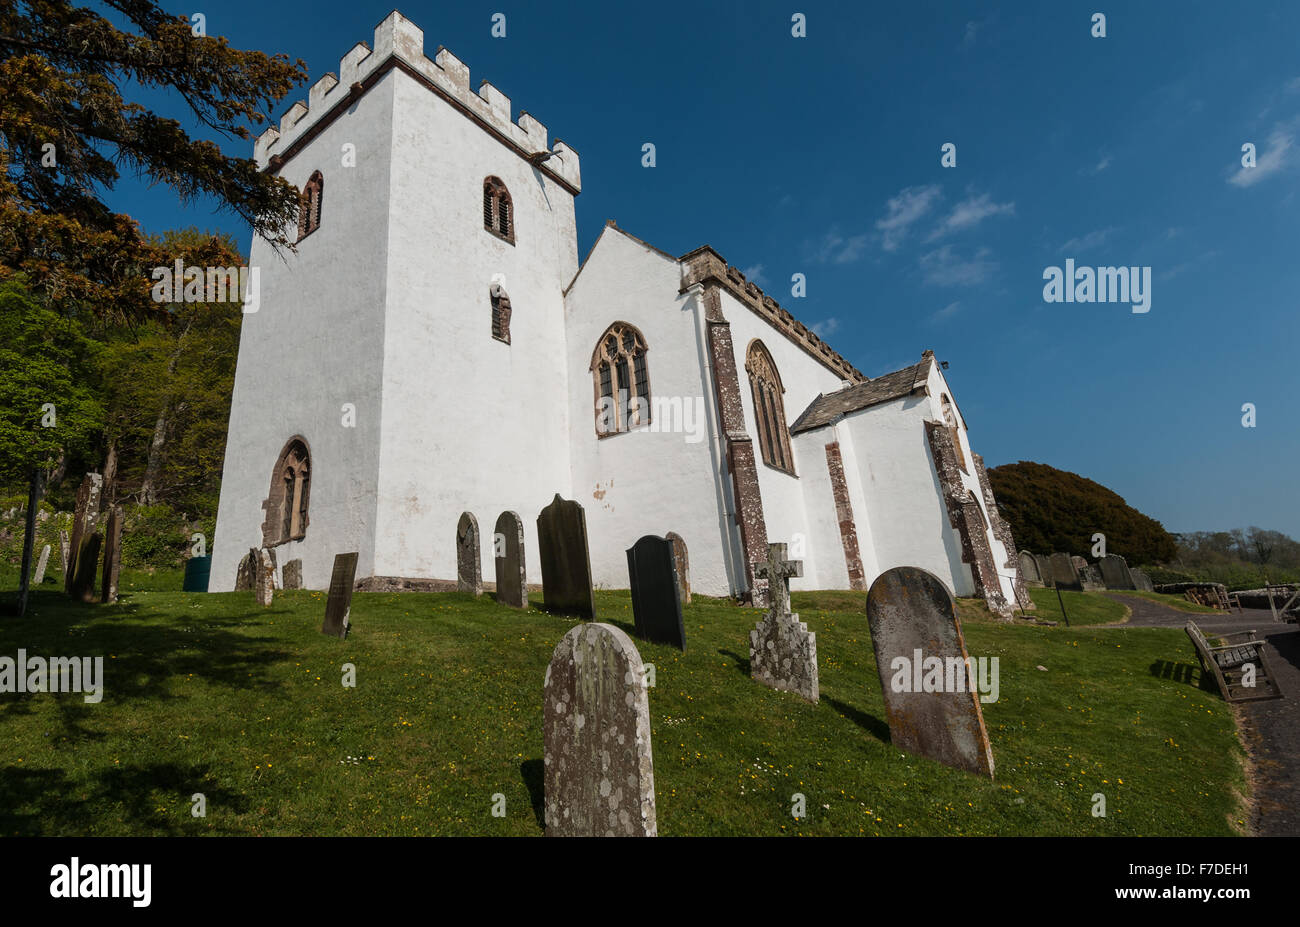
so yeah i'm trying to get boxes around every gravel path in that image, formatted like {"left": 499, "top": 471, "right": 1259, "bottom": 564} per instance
{"left": 1104, "top": 593, "right": 1300, "bottom": 836}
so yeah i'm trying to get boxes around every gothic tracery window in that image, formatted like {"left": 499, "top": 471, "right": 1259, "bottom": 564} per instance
{"left": 262, "top": 438, "right": 311, "bottom": 546}
{"left": 746, "top": 340, "right": 795, "bottom": 475}
{"left": 591, "top": 322, "right": 650, "bottom": 436}
{"left": 483, "top": 176, "right": 514, "bottom": 243}
{"left": 297, "top": 171, "right": 323, "bottom": 241}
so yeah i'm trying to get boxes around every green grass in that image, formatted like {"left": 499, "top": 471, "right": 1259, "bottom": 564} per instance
{"left": 1027, "top": 587, "right": 1131, "bottom": 625}
{"left": 0, "top": 581, "right": 1247, "bottom": 836}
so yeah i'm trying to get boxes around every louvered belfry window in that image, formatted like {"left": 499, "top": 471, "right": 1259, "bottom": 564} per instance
{"left": 591, "top": 322, "right": 651, "bottom": 436}
{"left": 746, "top": 340, "right": 796, "bottom": 475}
{"left": 297, "top": 171, "right": 324, "bottom": 241}
{"left": 490, "top": 286, "right": 512, "bottom": 344}
{"left": 483, "top": 176, "right": 514, "bottom": 243}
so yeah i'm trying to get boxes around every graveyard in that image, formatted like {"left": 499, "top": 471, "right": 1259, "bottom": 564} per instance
{"left": 0, "top": 567, "right": 1247, "bottom": 837}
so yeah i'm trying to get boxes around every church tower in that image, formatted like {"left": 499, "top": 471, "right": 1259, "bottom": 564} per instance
{"left": 212, "top": 12, "right": 581, "bottom": 590}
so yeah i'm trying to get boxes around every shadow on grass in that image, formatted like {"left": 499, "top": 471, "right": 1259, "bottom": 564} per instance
{"left": 717, "top": 648, "right": 750, "bottom": 676}
{"left": 823, "top": 696, "right": 891, "bottom": 743}
{"left": 1149, "top": 659, "right": 1215, "bottom": 692}
{"left": 519, "top": 758, "right": 545, "bottom": 831}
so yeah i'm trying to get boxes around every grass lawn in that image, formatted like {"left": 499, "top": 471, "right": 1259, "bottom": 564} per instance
{"left": 0, "top": 575, "right": 1247, "bottom": 836}
{"left": 1026, "top": 587, "right": 1131, "bottom": 625}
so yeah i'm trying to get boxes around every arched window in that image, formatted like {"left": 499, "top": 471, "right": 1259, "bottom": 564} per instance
{"left": 297, "top": 171, "right": 323, "bottom": 241}
{"left": 941, "top": 394, "right": 967, "bottom": 472}
{"left": 262, "top": 437, "right": 311, "bottom": 546}
{"left": 591, "top": 322, "right": 650, "bottom": 436}
{"left": 482, "top": 176, "right": 514, "bottom": 243}
{"left": 490, "top": 284, "right": 512, "bottom": 344}
{"left": 746, "top": 340, "right": 795, "bottom": 475}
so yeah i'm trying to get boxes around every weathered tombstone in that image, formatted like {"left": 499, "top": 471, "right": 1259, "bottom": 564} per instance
{"left": 15, "top": 469, "right": 42, "bottom": 616}
{"left": 59, "top": 529, "right": 70, "bottom": 577}
{"left": 1049, "top": 552, "right": 1081, "bottom": 591}
{"left": 1018, "top": 550, "right": 1042, "bottom": 586}
{"left": 65, "top": 473, "right": 103, "bottom": 594}
{"left": 543, "top": 622, "right": 656, "bottom": 836}
{"left": 866, "top": 566, "right": 995, "bottom": 778}
{"left": 321, "top": 552, "right": 359, "bottom": 639}
{"left": 255, "top": 547, "right": 276, "bottom": 607}
{"left": 1131, "top": 568, "right": 1154, "bottom": 593}
{"left": 1033, "top": 554, "right": 1053, "bottom": 588}
{"left": 626, "top": 535, "right": 685, "bottom": 650}
{"left": 666, "top": 532, "right": 691, "bottom": 604}
{"left": 1098, "top": 554, "right": 1136, "bottom": 590}
{"left": 456, "top": 512, "right": 483, "bottom": 596}
{"left": 234, "top": 548, "right": 257, "bottom": 591}
{"left": 100, "top": 505, "right": 124, "bottom": 604}
{"left": 1071, "top": 555, "right": 1088, "bottom": 573}
{"left": 282, "top": 559, "right": 303, "bottom": 590}
{"left": 70, "top": 533, "right": 102, "bottom": 603}
{"left": 536, "top": 494, "right": 595, "bottom": 619}
{"left": 1078, "top": 564, "right": 1105, "bottom": 591}
{"left": 33, "top": 545, "right": 51, "bottom": 585}
{"left": 493, "top": 511, "right": 527, "bottom": 608}
{"left": 748, "top": 542, "right": 818, "bottom": 703}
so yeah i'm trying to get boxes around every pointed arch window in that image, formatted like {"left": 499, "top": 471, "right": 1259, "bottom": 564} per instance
{"left": 262, "top": 437, "right": 311, "bottom": 546}
{"left": 297, "top": 171, "right": 323, "bottom": 241}
{"left": 483, "top": 176, "right": 514, "bottom": 244}
{"left": 941, "top": 394, "right": 967, "bottom": 472}
{"left": 490, "top": 284, "right": 512, "bottom": 344}
{"left": 746, "top": 340, "right": 795, "bottom": 475}
{"left": 591, "top": 322, "right": 650, "bottom": 436}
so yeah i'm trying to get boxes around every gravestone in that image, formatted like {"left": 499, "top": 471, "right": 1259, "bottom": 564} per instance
{"left": 1048, "top": 552, "right": 1081, "bottom": 590}
{"left": 234, "top": 548, "right": 257, "bottom": 591}
{"left": 1071, "top": 555, "right": 1088, "bottom": 573}
{"left": 255, "top": 548, "right": 276, "bottom": 607}
{"left": 282, "top": 559, "right": 303, "bottom": 590}
{"left": 866, "top": 566, "right": 995, "bottom": 778}
{"left": 1078, "top": 564, "right": 1105, "bottom": 591}
{"left": 493, "top": 511, "right": 527, "bottom": 608}
{"left": 33, "top": 545, "right": 51, "bottom": 585}
{"left": 626, "top": 535, "right": 685, "bottom": 650}
{"left": 748, "top": 542, "right": 818, "bottom": 703}
{"left": 666, "top": 532, "right": 691, "bottom": 604}
{"left": 1131, "top": 568, "right": 1154, "bottom": 593}
{"left": 456, "top": 512, "right": 483, "bottom": 596}
{"left": 1018, "top": 550, "right": 1042, "bottom": 586}
{"left": 59, "top": 529, "right": 70, "bottom": 577}
{"left": 1033, "top": 554, "right": 1053, "bottom": 588}
{"left": 100, "top": 505, "right": 124, "bottom": 604}
{"left": 543, "top": 622, "right": 656, "bottom": 836}
{"left": 536, "top": 494, "right": 595, "bottom": 619}
{"left": 65, "top": 473, "right": 103, "bottom": 594}
{"left": 321, "top": 552, "right": 359, "bottom": 639}
{"left": 70, "top": 533, "right": 102, "bottom": 603}
{"left": 1098, "top": 554, "right": 1136, "bottom": 590}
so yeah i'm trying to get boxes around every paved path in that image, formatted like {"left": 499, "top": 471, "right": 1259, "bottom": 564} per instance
{"left": 1105, "top": 593, "right": 1300, "bottom": 836}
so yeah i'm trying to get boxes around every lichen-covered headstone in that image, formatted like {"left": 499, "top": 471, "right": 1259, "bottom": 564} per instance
{"left": 666, "top": 532, "right": 691, "bottom": 604}
{"left": 235, "top": 548, "right": 257, "bottom": 591}
{"left": 33, "top": 545, "right": 51, "bottom": 585}
{"left": 1018, "top": 551, "right": 1042, "bottom": 586}
{"left": 321, "top": 552, "right": 358, "bottom": 639}
{"left": 282, "top": 559, "right": 303, "bottom": 590}
{"left": 1098, "top": 554, "right": 1135, "bottom": 590}
{"left": 748, "top": 542, "right": 818, "bottom": 703}
{"left": 536, "top": 494, "right": 595, "bottom": 619}
{"left": 59, "top": 530, "right": 70, "bottom": 577}
{"left": 866, "top": 566, "right": 995, "bottom": 778}
{"left": 65, "top": 473, "right": 102, "bottom": 595}
{"left": 1131, "top": 568, "right": 1154, "bottom": 593}
{"left": 255, "top": 547, "right": 276, "bottom": 607}
{"left": 456, "top": 512, "right": 482, "bottom": 596}
{"left": 543, "top": 622, "right": 656, "bottom": 836}
{"left": 100, "top": 505, "right": 124, "bottom": 604}
{"left": 493, "top": 511, "right": 526, "bottom": 608}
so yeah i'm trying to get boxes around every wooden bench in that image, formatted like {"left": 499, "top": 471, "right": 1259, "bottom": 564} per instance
{"left": 1185, "top": 620, "right": 1284, "bottom": 702}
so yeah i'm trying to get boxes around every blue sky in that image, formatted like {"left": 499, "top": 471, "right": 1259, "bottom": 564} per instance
{"left": 108, "top": 1, "right": 1300, "bottom": 538}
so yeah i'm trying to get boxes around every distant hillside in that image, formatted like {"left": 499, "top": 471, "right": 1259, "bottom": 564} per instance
{"left": 987, "top": 461, "right": 1178, "bottom": 566}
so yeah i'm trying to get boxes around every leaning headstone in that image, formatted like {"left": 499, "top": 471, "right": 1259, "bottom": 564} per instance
{"left": 1098, "top": 554, "right": 1136, "bottom": 590}
{"left": 536, "top": 494, "right": 595, "bottom": 619}
{"left": 543, "top": 622, "right": 656, "bottom": 836}
{"left": 626, "top": 535, "right": 686, "bottom": 650}
{"left": 456, "top": 512, "right": 482, "bottom": 596}
{"left": 282, "top": 559, "right": 303, "bottom": 590}
{"left": 321, "top": 552, "right": 359, "bottom": 639}
{"left": 33, "top": 545, "right": 51, "bottom": 585}
{"left": 1033, "top": 554, "right": 1053, "bottom": 588}
{"left": 1079, "top": 564, "right": 1105, "bottom": 591}
{"left": 493, "top": 511, "right": 527, "bottom": 608}
{"left": 255, "top": 548, "right": 276, "bottom": 607}
{"left": 666, "top": 532, "right": 691, "bottom": 604}
{"left": 866, "top": 566, "right": 995, "bottom": 778}
{"left": 70, "top": 533, "right": 102, "bottom": 603}
{"left": 100, "top": 505, "right": 124, "bottom": 604}
{"left": 1018, "top": 550, "right": 1042, "bottom": 586}
{"left": 234, "top": 548, "right": 257, "bottom": 591}
{"left": 1131, "top": 568, "right": 1154, "bottom": 593}
{"left": 1049, "top": 552, "right": 1081, "bottom": 590}
{"left": 748, "top": 542, "right": 818, "bottom": 703}
{"left": 65, "top": 473, "right": 103, "bottom": 594}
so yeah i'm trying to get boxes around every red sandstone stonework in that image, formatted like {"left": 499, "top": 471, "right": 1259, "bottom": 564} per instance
{"left": 824, "top": 442, "right": 866, "bottom": 591}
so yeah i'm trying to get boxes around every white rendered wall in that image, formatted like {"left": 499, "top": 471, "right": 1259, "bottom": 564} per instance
{"left": 211, "top": 75, "right": 397, "bottom": 591}
{"left": 564, "top": 228, "right": 737, "bottom": 597}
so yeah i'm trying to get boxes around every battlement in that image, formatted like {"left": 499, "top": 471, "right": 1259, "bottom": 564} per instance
{"left": 253, "top": 10, "right": 580, "bottom": 191}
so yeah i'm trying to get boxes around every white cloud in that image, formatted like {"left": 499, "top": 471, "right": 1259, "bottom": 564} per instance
{"left": 808, "top": 229, "right": 870, "bottom": 264}
{"left": 741, "top": 263, "right": 766, "bottom": 286}
{"left": 1060, "top": 227, "right": 1116, "bottom": 252}
{"left": 919, "top": 245, "right": 997, "bottom": 287}
{"left": 810, "top": 317, "right": 841, "bottom": 338}
{"left": 930, "top": 301, "right": 962, "bottom": 323}
{"left": 963, "top": 21, "right": 979, "bottom": 46}
{"left": 926, "top": 192, "right": 1014, "bottom": 241}
{"left": 875, "top": 184, "right": 942, "bottom": 252}
{"left": 1229, "top": 127, "right": 1293, "bottom": 187}
{"left": 1091, "top": 155, "right": 1111, "bottom": 173}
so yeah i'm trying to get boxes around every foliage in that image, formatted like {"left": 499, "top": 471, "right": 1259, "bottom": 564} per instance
{"left": 988, "top": 461, "right": 1178, "bottom": 565}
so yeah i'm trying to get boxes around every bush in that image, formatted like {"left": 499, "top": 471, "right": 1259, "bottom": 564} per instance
{"left": 121, "top": 505, "right": 193, "bottom": 568}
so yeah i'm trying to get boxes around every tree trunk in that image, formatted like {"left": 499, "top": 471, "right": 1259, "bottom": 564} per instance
{"left": 139, "top": 407, "right": 168, "bottom": 505}
{"left": 103, "top": 439, "right": 118, "bottom": 506}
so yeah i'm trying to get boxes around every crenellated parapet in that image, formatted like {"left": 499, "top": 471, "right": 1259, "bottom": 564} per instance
{"left": 253, "top": 10, "right": 581, "bottom": 191}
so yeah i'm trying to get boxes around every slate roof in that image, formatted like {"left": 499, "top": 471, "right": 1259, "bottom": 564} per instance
{"left": 790, "top": 353, "right": 934, "bottom": 435}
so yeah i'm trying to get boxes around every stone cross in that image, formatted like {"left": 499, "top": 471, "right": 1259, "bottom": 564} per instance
{"left": 748, "top": 542, "right": 818, "bottom": 703}
{"left": 753, "top": 542, "right": 802, "bottom": 618}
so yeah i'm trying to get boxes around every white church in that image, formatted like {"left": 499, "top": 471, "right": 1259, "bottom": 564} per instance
{"left": 211, "top": 11, "right": 1029, "bottom": 615}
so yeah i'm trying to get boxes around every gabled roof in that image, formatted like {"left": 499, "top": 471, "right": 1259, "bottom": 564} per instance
{"left": 790, "top": 352, "right": 935, "bottom": 435}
